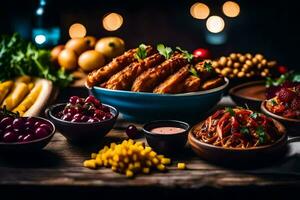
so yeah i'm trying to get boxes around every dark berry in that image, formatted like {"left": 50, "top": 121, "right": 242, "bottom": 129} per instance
{"left": 69, "top": 96, "right": 80, "bottom": 105}
{"left": 3, "top": 132, "right": 18, "bottom": 143}
{"left": 12, "top": 118, "right": 24, "bottom": 129}
{"left": 35, "top": 127, "right": 49, "bottom": 139}
{"left": 23, "top": 134, "right": 34, "bottom": 142}
{"left": 126, "top": 125, "right": 138, "bottom": 139}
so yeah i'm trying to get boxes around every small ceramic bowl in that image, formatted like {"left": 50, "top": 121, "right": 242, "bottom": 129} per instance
{"left": 46, "top": 103, "right": 118, "bottom": 144}
{"left": 188, "top": 119, "right": 287, "bottom": 166}
{"left": 229, "top": 80, "right": 266, "bottom": 110}
{"left": 0, "top": 117, "right": 55, "bottom": 152}
{"left": 142, "top": 120, "right": 190, "bottom": 154}
{"left": 261, "top": 101, "right": 300, "bottom": 136}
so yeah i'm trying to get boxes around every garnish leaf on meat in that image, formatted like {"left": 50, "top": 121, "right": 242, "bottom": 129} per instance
{"left": 189, "top": 66, "right": 199, "bottom": 78}
{"left": 256, "top": 126, "right": 266, "bottom": 144}
{"left": 270, "top": 99, "right": 278, "bottom": 106}
{"left": 134, "top": 44, "right": 148, "bottom": 61}
{"left": 176, "top": 46, "right": 193, "bottom": 62}
{"left": 240, "top": 127, "right": 251, "bottom": 139}
{"left": 250, "top": 112, "right": 259, "bottom": 119}
{"left": 157, "top": 44, "right": 173, "bottom": 59}
{"left": 204, "top": 62, "right": 213, "bottom": 72}
{"left": 225, "top": 107, "right": 235, "bottom": 116}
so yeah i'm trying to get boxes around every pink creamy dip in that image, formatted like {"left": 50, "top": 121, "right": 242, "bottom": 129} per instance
{"left": 150, "top": 127, "right": 185, "bottom": 134}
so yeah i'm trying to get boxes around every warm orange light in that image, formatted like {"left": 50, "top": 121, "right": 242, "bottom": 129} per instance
{"left": 206, "top": 16, "right": 225, "bottom": 33}
{"left": 222, "top": 1, "right": 240, "bottom": 18}
{"left": 102, "top": 12, "right": 123, "bottom": 31}
{"left": 69, "top": 23, "right": 87, "bottom": 38}
{"left": 190, "top": 3, "right": 210, "bottom": 19}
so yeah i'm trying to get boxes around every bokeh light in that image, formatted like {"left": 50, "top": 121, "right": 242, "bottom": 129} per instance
{"left": 102, "top": 12, "right": 123, "bottom": 31}
{"left": 206, "top": 16, "right": 225, "bottom": 33}
{"left": 190, "top": 3, "right": 210, "bottom": 19}
{"left": 35, "top": 34, "right": 46, "bottom": 44}
{"left": 69, "top": 23, "right": 87, "bottom": 38}
{"left": 222, "top": 1, "right": 240, "bottom": 18}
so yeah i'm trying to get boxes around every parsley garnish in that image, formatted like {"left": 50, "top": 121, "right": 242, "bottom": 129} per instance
{"left": 134, "top": 44, "right": 148, "bottom": 61}
{"left": 189, "top": 66, "right": 199, "bottom": 78}
{"left": 270, "top": 99, "right": 278, "bottom": 106}
{"left": 157, "top": 44, "right": 173, "bottom": 59}
{"left": 225, "top": 107, "right": 235, "bottom": 116}
{"left": 176, "top": 46, "right": 194, "bottom": 62}
{"left": 256, "top": 126, "right": 266, "bottom": 144}
{"left": 240, "top": 127, "right": 251, "bottom": 139}
{"left": 204, "top": 62, "right": 213, "bottom": 72}
{"left": 250, "top": 112, "right": 258, "bottom": 119}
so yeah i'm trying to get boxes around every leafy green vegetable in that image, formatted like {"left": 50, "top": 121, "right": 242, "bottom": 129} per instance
{"left": 204, "top": 62, "right": 213, "bottom": 72}
{"left": 157, "top": 44, "right": 173, "bottom": 59}
{"left": 225, "top": 107, "right": 235, "bottom": 116}
{"left": 240, "top": 127, "right": 250, "bottom": 137}
{"left": 176, "top": 46, "right": 193, "bottom": 62}
{"left": 134, "top": 43, "right": 148, "bottom": 61}
{"left": 250, "top": 112, "right": 259, "bottom": 119}
{"left": 0, "top": 33, "right": 72, "bottom": 87}
{"left": 256, "top": 126, "right": 266, "bottom": 144}
{"left": 189, "top": 66, "right": 199, "bottom": 77}
{"left": 270, "top": 99, "right": 278, "bottom": 106}
{"left": 266, "top": 71, "right": 300, "bottom": 87}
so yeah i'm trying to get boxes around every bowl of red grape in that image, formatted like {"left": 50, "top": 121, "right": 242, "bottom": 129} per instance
{"left": 46, "top": 95, "right": 118, "bottom": 144}
{"left": 0, "top": 107, "right": 55, "bottom": 152}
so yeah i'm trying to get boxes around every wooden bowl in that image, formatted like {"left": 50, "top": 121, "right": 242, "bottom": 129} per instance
{"left": 229, "top": 81, "right": 266, "bottom": 110}
{"left": 188, "top": 119, "right": 287, "bottom": 166}
{"left": 261, "top": 101, "right": 300, "bottom": 136}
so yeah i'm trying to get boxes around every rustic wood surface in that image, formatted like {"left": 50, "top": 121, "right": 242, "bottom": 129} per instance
{"left": 1, "top": 97, "right": 300, "bottom": 194}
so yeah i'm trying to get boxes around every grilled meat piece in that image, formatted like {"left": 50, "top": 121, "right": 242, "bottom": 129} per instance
{"left": 201, "top": 76, "right": 224, "bottom": 90}
{"left": 182, "top": 75, "right": 201, "bottom": 93}
{"left": 86, "top": 46, "right": 154, "bottom": 87}
{"left": 153, "top": 65, "right": 190, "bottom": 94}
{"left": 105, "top": 53, "right": 165, "bottom": 90}
{"left": 131, "top": 54, "right": 188, "bottom": 92}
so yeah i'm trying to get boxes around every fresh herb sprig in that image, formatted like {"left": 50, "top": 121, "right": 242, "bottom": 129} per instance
{"left": 225, "top": 107, "right": 235, "bottom": 116}
{"left": 256, "top": 126, "right": 266, "bottom": 144}
{"left": 0, "top": 33, "right": 72, "bottom": 87}
{"left": 0, "top": 106, "right": 19, "bottom": 118}
{"left": 204, "top": 61, "right": 213, "bottom": 72}
{"left": 266, "top": 71, "right": 300, "bottom": 87}
{"left": 134, "top": 44, "right": 148, "bottom": 61}
{"left": 189, "top": 66, "right": 199, "bottom": 77}
{"left": 250, "top": 112, "right": 259, "bottom": 119}
{"left": 176, "top": 46, "right": 193, "bottom": 62}
{"left": 157, "top": 44, "right": 173, "bottom": 59}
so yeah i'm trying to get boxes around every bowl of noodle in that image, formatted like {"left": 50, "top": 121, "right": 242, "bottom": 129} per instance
{"left": 188, "top": 107, "right": 288, "bottom": 165}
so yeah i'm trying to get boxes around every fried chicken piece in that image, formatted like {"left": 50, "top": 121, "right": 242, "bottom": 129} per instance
{"left": 86, "top": 46, "right": 154, "bottom": 87}
{"left": 182, "top": 75, "right": 201, "bottom": 93}
{"left": 105, "top": 54, "right": 165, "bottom": 90}
{"left": 131, "top": 54, "right": 188, "bottom": 92}
{"left": 200, "top": 76, "right": 224, "bottom": 90}
{"left": 153, "top": 65, "right": 190, "bottom": 94}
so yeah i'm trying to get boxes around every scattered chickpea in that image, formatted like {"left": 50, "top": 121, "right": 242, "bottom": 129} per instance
{"left": 215, "top": 68, "right": 221, "bottom": 73}
{"left": 227, "top": 59, "right": 233, "bottom": 67}
{"left": 255, "top": 54, "right": 264, "bottom": 61}
{"left": 219, "top": 56, "right": 227, "bottom": 66}
{"left": 257, "top": 63, "right": 262, "bottom": 69}
{"left": 212, "top": 61, "right": 219, "bottom": 68}
{"left": 261, "top": 71, "right": 267, "bottom": 77}
{"left": 229, "top": 53, "right": 237, "bottom": 60}
{"left": 245, "top": 60, "right": 253, "bottom": 67}
{"left": 251, "top": 57, "right": 258, "bottom": 65}
{"left": 239, "top": 56, "right": 246, "bottom": 63}
{"left": 233, "top": 68, "right": 239, "bottom": 75}
{"left": 237, "top": 71, "right": 245, "bottom": 78}
{"left": 261, "top": 59, "right": 267, "bottom": 66}
{"left": 267, "top": 61, "right": 277, "bottom": 67}
{"left": 233, "top": 62, "right": 240, "bottom": 68}
{"left": 237, "top": 53, "right": 242, "bottom": 57}
{"left": 245, "top": 53, "right": 252, "bottom": 59}
{"left": 246, "top": 73, "right": 251, "bottom": 78}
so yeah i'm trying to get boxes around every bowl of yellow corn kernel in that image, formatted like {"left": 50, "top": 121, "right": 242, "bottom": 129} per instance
{"left": 83, "top": 139, "right": 173, "bottom": 177}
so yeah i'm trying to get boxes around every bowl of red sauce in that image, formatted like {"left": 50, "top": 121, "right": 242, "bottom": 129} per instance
{"left": 142, "top": 120, "right": 190, "bottom": 154}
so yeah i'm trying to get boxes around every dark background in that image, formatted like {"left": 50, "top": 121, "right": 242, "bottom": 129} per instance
{"left": 0, "top": 0, "right": 298, "bottom": 69}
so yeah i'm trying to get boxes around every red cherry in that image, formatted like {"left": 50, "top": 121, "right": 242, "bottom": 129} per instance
{"left": 277, "top": 66, "right": 288, "bottom": 74}
{"left": 193, "top": 48, "right": 211, "bottom": 60}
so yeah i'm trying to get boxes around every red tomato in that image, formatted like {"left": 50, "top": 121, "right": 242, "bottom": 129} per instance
{"left": 277, "top": 66, "right": 288, "bottom": 74}
{"left": 193, "top": 48, "right": 211, "bottom": 60}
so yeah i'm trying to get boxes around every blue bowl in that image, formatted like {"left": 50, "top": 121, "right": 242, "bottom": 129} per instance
{"left": 90, "top": 78, "right": 229, "bottom": 122}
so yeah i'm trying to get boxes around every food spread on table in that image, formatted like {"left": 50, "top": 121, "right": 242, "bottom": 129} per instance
{"left": 87, "top": 44, "right": 225, "bottom": 94}
{"left": 0, "top": 32, "right": 299, "bottom": 178}
{"left": 191, "top": 107, "right": 283, "bottom": 148}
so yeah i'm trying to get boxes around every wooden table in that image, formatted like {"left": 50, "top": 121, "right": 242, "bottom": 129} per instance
{"left": 1, "top": 98, "right": 300, "bottom": 199}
